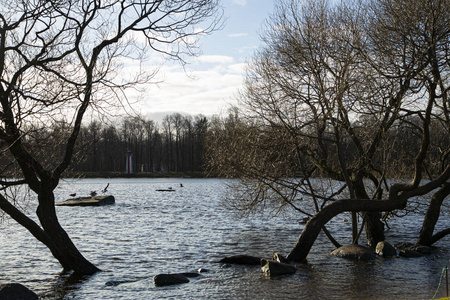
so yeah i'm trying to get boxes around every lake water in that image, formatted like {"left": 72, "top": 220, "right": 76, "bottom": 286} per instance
{"left": 0, "top": 178, "right": 449, "bottom": 299}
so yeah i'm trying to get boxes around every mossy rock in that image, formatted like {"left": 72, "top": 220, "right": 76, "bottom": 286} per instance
{"left": 331, "top": 244, "right": 376, "bottom": 260}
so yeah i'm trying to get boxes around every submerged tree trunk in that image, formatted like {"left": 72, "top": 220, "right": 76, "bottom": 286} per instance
{"left": 36, "top": 183, "right": 100, "bottom": 275}
{"left": 416, "top": 183, "right": 450, "bottom": 246}
{"left": 0, "top": 190, "right": 99, "bottom": 275}
{"left": 286, "top": 198, "right": 406, "bottom": 262}
{"left": 364, "top": 212, "right": 385, "bottom": 248}
{"left": 353, "top": 179, "right": 385, "bottom": 248}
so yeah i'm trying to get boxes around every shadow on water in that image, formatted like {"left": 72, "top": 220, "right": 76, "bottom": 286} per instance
{"left": 39, "top": 270, "right": 93, "bottom": 299}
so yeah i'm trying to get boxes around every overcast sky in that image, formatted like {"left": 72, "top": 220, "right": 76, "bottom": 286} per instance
{"left": 131, "top": 0, "right": 275, "bottom": 122}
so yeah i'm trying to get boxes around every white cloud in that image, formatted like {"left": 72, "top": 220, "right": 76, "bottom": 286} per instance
{"left": 197, "top": 55, "right": 234, "bottom": 64}
{"left": 227, "top": 62, "right": 246, "bottom": 73}
{"left": 133, "top": 61, "right": 244, "bottom": 119}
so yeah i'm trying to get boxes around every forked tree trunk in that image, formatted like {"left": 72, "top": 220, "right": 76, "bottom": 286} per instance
{"left": 364, "top": 212, "right": 385, "bottom": 248}
{"left": 353, "top": 179, "right": 385, "bottom": 247}
{"left": 286, "top": 198, "right": 406, "bottom": 262}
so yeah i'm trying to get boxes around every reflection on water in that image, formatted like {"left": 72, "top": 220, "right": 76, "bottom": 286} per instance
{"left": 0, "top": 178, "right": 448, "bottom": 299}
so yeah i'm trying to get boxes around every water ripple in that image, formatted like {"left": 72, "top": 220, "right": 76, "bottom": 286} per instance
{"left": 0, "top": 178, "right": 448, "bottom": 299}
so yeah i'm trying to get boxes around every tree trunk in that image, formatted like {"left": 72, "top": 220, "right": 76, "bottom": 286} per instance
{"left": 416, "top": 182, "right": 450, "bottom": 246}
{"left": 363, "top": 211, "right": 385, "bottom": 248}
{"left": 286, "top": 198, "right": 406, "bottom": 262}
{"left": 0, "top": 191, "right": 99, "bottom": 275}
{"left": 36, "top": 185, "right": 100, "bottom": 275}
{"left": 353, "top": 178, "right": 385, "bottom": 248}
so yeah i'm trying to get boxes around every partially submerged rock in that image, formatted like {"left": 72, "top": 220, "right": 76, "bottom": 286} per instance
{"left": 376, "top": 241, "right": 397, "bottom": 258}
{"left": 399, "top": 249, "right": 423, "bottom": 258}
{"left": 0, "top": 283, "right": 38, "bottom": 300}
{"left": 219, "top": 255, "right": 261, "bottom": 265}
{"left": 394, "top": 243, "right": 432, "bottom": 257}
{"left": 331, "top": 244, "right": 376, "bottom": 260}
{"left": 105, "top": 280, "right": 131, "bottom": 287}
{"left": 273, "top": 252, "right": 289, "bottom": 263}
{"left": 56, "top": 195, "right": 115, "bottom": 206}
{"left": 393, "top": 242, "right": 414, "bottom": 250}
{"left": 153, "top": 273, "right": 190, "bottom": 286}
{"left": 409, "top": 245, "right": 432, "bottom": 255}
{"left": 178, "top": 272, "right": 201, "bottom": 278}
{"left": 261, "top": 259, "right": 296, "bottom": 276}
{"left": 197, "top": 268, "right": 209, "bottom": 273}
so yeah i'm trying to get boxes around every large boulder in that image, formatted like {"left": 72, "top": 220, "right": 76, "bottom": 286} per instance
{"left": 219, "top": 255, "right": 261, "bottom": 265}
{"left": 261, "top": 259, "right": 296, "bottom": 276}
{"left": 153, "top": 274, "right": 190, "bottom": 286}
{"left": 375, "top": 241, "right": 397, "bottom": 258}
{"left": 331, "top": 244, "right": 376, "bottom": 260}
{"left": 0, "top": 283, "right": 38, "bottom": 300}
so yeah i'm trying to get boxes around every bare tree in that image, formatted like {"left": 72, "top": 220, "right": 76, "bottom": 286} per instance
{"left": 207, "top": 0, "right": 449, "bottom": 262}
{"left": 0, "top": 0, "right": 221, "bottom": 274}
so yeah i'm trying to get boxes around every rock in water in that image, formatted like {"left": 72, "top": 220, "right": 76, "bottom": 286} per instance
{"left": 56, "top": 195, "right": 115, "bottom": 206}
{"left": 393, "top": 242, "right": 414, "bottom": 250}
{"left": 409, "top": 245, "right": 431, "bottom": 255}
{"left": 219, "top": 255, "right": 261, "bottom": 265}
{"left": 375, "top": 241, "right": 397, "bottom": 258}
{"left": 331, "top": 244, "right": 376, "bottom": 260}
{"left": 260, "top": 259, "right": 296, "bottom": 276}
{"left": 273, "top": 252, "right": 289, "bottom": 263}
{"left": 399, "top": 249, "right": 423, "bottom": 258}
{"left": 178, "top": 272, "right": 201, "bottom": 278}
{"left": 153, "top": 274, "right": 190, "bottom": 286}
{"left": 197, "top": 268, "right": 209, "bottom": 273}
{"left": 0, "top": 283, "right": 38, "bottom": 300}
{"left": 394, "top": 243, "right": 431, "bottom": 257}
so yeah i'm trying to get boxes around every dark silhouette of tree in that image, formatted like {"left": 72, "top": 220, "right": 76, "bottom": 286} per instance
{"left": 0, "top": 0, "right": 222, "bottom": 274}
{"left": 207, "top": 0, "right": 449, "bottom": 262}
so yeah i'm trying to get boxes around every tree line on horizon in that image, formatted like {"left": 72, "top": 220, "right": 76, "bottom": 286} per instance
{"left": 74, "top": 113, "right": 210, "bottom": 175}
{"left": 2, "top": 107, "right": 447, "bottom": 179}
{"left": 0, "top": 113, "right": 210, "bottom": 177}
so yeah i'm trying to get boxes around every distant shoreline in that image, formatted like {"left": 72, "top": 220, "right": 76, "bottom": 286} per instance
{"left": 66, "top": 171, "right": 211, "bottom": 179}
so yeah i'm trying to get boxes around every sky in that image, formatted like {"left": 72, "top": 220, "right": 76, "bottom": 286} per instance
{"left": 133, "top": 0, "right": 275, "bottom": 122}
